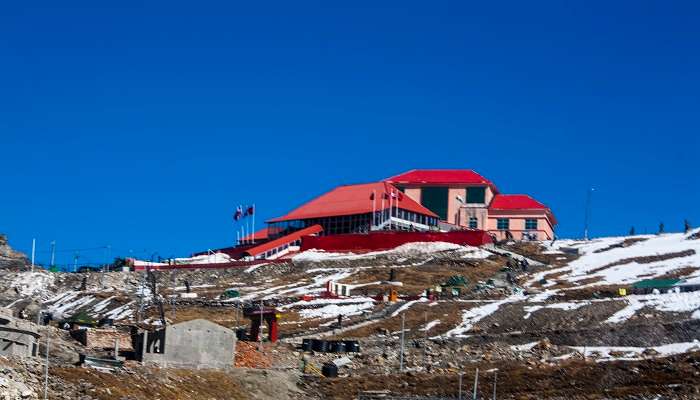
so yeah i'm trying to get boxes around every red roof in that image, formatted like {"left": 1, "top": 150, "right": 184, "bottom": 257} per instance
{"left": 243, "top": 224, "right": 323, "bottom": 257}
{"left": 242, "top": 227, "right": 269, "bottom": 242}
{"left": 385, "top": 169, "right": 498, "bottom": 192}
{"left": 267, "top": 182, "right": 438, "bottom": 223}
{"left": 489, "top": 194, "right": 557, "bottom": 224}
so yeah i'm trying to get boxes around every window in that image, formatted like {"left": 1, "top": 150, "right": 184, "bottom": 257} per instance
{"left": 469, "top": 217, "right": 478, "bottom": 229}
{"left": 421, "top": 187, "right": 449, "bottom": 220}
{"left": 497, "top": 218, "right": 509, "bottom": 230}
{"left": 466, "top": 187, "right": 486, "bottom": 204}
{"left": 525, "top": 219, "right": 538, "bottom": 230}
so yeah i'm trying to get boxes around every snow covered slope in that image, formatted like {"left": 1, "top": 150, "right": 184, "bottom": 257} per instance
{"left": 533, "top": 229, "right": 700, "bottom": 287}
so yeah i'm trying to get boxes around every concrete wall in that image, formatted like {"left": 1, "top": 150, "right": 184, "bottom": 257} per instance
{"left": 0, "top": 337, "right": 36, "bottom": 357}
{"left": 0, "top": 310, "right": 39, "bottom": 358}
{"left": 143, "top": 319, "right": 235, "bottom": 370}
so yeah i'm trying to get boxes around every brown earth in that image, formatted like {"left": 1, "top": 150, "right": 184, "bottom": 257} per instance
{"left": 311, "top": 352, "right": 700, "bottom": 400}
{"left": 330, "top": 301, "right": 475, "bottom": 339}
{"left": 593, "top": 237, "right": 649, "bottom": 253}
{"left": 338, "top": 257, "right": 506, "bottom": 296}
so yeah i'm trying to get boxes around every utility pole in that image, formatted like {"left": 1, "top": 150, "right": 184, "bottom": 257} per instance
{"left": 44, "top": 328, "right": 50, "bottom": 400}
{"left": 473, "top": 368, "right": 479, "bottom": 400}
{"left": 399, "top": 313, "right": 405, "bottom": 371}
{"left": 258, "top": 299, "right": 264, "bottom": 368}
{"left": 584, "top": 188, "right": 595, "bottom": 240}
{"left": 49, "top": 241, "right": 56, "bottom": 269}
{"left": 458, "top": 372, "right": 463, "bottom": 400}
{"left": 492, "top": 370, "right": 498, "bottom": 400}
{"left": 423, "top": 311, "right": 428, "bottom": 367}
{"left": 31, "top": 238, "right": 36, "bottom": 272}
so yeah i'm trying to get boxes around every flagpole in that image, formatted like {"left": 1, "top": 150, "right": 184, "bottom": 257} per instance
{"left": 252, "top": 204, "right": 255, "bottom": 244}
{"left": 371, "top": 190, "right": 376, "bottom": 230}
{"left": 381, "top": 196, "right": 385, "bottom": 228}
{"left": 389, "top": 190, "right": 393, "bottom": 230}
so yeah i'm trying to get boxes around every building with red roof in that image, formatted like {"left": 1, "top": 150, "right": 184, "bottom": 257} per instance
{"left": 487, "top": 194, "right": 557, "bottom": 240}
{"left": 385, "top": 169, "right": 556, "bottom": 240}
{"left": 267, "top": 181, "right": 439, "bottom": 239}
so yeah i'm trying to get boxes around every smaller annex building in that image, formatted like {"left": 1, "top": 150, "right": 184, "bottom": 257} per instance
{"left": 386, "top": 169, "right": 557, "bottom": 240}
{"left": 135, "top": 319, "right": 236, "bottom": 370}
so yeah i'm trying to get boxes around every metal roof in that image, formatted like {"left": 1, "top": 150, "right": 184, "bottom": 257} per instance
{"left": 385, "top": 169, "right": 498, "bottom": 192}
{"left": 267, "top": 182, "right": 438, "bottom": 223}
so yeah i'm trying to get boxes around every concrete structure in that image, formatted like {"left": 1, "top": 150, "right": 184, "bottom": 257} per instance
{"left": 0, "top": 308, "right": 40, "bottom": 358}
{"left": 386, "top": 169, "right": 557, "bottom": 240}
{"left": 135, "top": 319, "right": 236, "bottom": 370}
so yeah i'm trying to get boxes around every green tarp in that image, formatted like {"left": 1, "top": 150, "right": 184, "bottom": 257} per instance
{"left": 632, "top": 278, "right": 681, "bottom": 289}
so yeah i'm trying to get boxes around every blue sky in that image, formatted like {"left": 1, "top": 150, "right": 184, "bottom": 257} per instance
{"left": 1, "top": 1, "right": 698, "bottom": 267}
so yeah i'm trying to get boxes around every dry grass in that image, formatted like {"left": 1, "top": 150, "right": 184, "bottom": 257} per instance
{"left": 51, "top": 365, "right": 248, "bottom": 400}
{"left": 338, "top": 258, "right": 506, "bottom": 296}
{"left": 330, "top": 301, "right": 475, "bottom": 339}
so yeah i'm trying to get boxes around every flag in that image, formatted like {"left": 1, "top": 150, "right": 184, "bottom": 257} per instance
{"left": 246, "top": 205, "right": 255, "bottom": 216}
{"left": 233, "top": 206, "right": 243, "bottom": 221}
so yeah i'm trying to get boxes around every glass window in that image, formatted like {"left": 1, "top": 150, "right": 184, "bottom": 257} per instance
{"left": 469, "top": 217, "right": 478, "bottom": 229}
{"left": 466, "top": 187, "right": 486, "bottom": 204}
{"left": 421, "top": 187, "right": 449, "bottom": 220}
{"left": 525, "top": 219, "right": 538, "bottom": 230}
{"left": 497, "top": 218, "right": 509, "bottom": 230}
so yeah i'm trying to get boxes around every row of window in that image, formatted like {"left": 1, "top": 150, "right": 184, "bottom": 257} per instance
{"left": 257, "top": 239, "right": 302, "bottom": 259}
{"left": 269, "top": 209, "right": 440, "bottom": 239}
{"left": 496, "top": 218, "right": 539, "bottom": 230}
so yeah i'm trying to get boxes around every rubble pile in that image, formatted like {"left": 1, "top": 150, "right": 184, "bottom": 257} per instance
{"left": 235, "top": 341, "right": 273, "bottom": 369}
{"left": 0, "top": 357, "right": 44, "bottom": 400}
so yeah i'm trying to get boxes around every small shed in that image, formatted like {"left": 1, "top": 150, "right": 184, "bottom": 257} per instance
{"left": 135, "top": 319, "right": 235, "bottom": 370}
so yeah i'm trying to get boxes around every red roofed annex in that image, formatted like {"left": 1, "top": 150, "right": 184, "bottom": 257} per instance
{"left": 384, "top": 169, "right": 556, "bottom": 241}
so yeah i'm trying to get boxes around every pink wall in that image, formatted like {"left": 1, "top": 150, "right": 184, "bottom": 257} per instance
{"left": 447, "top": 188, "right": 466, "bottom": 225}
{"left": 458, "top": 207, "right": 489, "bottom": 229}
{"left": 403, "top": 188, "right": 421, "bottom": 204}
{"left": 486, "top": 211, "right": 555, "bottom": 240}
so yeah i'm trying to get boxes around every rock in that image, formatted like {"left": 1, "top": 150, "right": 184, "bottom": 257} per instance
{"left": 642, "top": 348, "right": 660, "bottom": 357}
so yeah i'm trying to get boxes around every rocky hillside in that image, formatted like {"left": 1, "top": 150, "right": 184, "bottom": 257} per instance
{"left": 1, "top": 231, "right": 699, "bottom": 399}
{"left": 0, "top": 233, "right": 27, "bottom": 270}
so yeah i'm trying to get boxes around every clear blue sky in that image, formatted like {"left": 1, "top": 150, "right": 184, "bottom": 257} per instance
{"left": 1, "top": 1, "right": 698, "bottom": 267}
